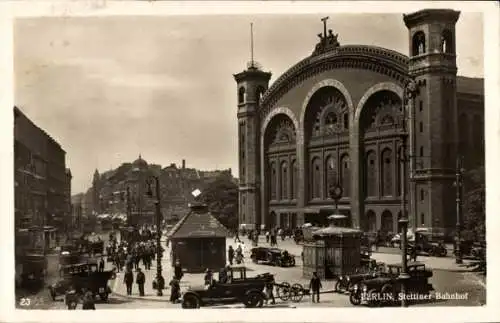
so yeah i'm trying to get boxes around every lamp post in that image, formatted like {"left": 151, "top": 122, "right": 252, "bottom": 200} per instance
{"left": 453, "top": 156, "right": 465, "bottom": 264}
{"left": 146, "top": 176, "right": 165, "bottom": 296}
{"left": 398, "top": 79, "right": 417, "bottom": 307}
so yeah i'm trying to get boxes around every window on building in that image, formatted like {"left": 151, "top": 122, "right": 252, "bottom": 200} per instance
{"left": 412, "top": 31, "right": 426, "bottom": 56}
{"left": 270, "top": 162, "right": 277, "bottom": 200}
{"left": 420, "top": 189, "right": 424, "bottom": 201}
{"left": 311, "top": 158, "right": 321, "bottom": 199}
{"left": 420, "top": 213, "right": 425, "bottom": 226}
{"left": 420, "top": 146, "right": 424, "bottom": 157}
{"left": 419, "top": 101, "right": 423, "bottom": 112}
{"left": 419, "top": 122, "right": 423, "bottom": 133}
{"left": 365, "top": 151, "right": 377, "bottom": 197}
{"left": 291, "top": 160, "right": 297, "bottom": 199}
{"left": 381, "top": 149, "right": 393, "bottom": 197}
{"left": 340, "top": 154, "right": 350, "bottom": 197}
{"left": 441, "top": 29, "right": 454, "bottom": 54}
{"left": 238, "top": 87, "right": 246, "bottom": 104}
{"left": 281, "top": 162, "right": 288, "bottom": 200}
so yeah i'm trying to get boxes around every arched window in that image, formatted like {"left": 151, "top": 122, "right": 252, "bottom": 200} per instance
{"left": 343, "top": 113, "right": 349, "bottom": 130}
{"left": 412, "top": 31, "right": 426, "bottom": 56}
{"left": 325, "top": 155, "right": 337, "bottom": 196}
{"left": 340, "top": 154, "right": 350, "bottom": 197}
{"left": 270, "top": 162, "right": 277, "bottom": 200}
{"left": 365, "top": 151, "right": 377, "bottom": 197}
{"left": 291, "top": 160, "right": 297, "bottom": 199}
{"left": 310, "top": 157, "right": 321, "bottom": 199}
{"left": 441, "top": 29, "right": 453, "bottom": 54}
{"left": 281, "top": 161, "right": 288, "bottom": 200}
{"left": 238, "top": 86, "right": 246, "bottom": 104}
{"left": 381, "top": 149, "right": 393, "bottom": 197}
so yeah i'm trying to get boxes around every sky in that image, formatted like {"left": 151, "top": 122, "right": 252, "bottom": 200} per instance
{"left": 14, "top": 13, "right": 484, "bottom": 194}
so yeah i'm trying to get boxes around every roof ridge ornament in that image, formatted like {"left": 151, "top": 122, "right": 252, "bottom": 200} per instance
{"left": 312, "top": 16, "right": 340, "bottom": 56}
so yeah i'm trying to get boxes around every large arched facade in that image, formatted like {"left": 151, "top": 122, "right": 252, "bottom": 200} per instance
{"left": 237, "top": 12, "right": 484, "bottom": 236}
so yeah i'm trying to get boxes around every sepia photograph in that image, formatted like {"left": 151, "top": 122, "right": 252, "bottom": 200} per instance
{"left": 2, "top": 1, "right": 499, "bottom": 322}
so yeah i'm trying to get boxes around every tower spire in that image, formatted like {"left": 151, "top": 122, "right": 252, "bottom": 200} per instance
{"left": 250, "top": 22, "right": 254, "bottom": 68}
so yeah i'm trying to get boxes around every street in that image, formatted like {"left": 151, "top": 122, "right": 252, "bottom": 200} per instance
{"left": 17, "top": 233, "right": 485, "bottom": 310}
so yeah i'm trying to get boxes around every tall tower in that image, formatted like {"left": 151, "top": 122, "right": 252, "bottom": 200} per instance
{"left": 233, "top": 23, "right": 271, "bottom": 230}
{"left": 92, "top": 169, "right": 100, "bottom": 215}
{"left": 404, "top": 9, "right": 460, "bottom": 234}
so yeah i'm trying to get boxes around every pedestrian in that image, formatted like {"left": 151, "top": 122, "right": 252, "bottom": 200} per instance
{"left": 174, "top": 259, "right": 183, "bottom": 281}
{"left": 265, "top": 281, "right": 276, "bottom": 305}
{"left": 309, "top": 272, "right": 322, "bottom": 303}
{"left": 218, "top": 266, "right": 228, "bottom": 284}
{"left": 124, "top": 268, "right": 134, "bottom": 296}
{"left": 99, "top": 257, "right": 105, "bottom": 272}
{"left": 266, "top": 231, "right": 270, "bottom": 243}
{"left": 234, "top": 230, "right": 241, "bottom": 243}
{"left": 228, "top": 246, "right": 235, "bottom": 266}
{"left": 169, "top": 277, "right": 181, "bottom": 303}
{"left": 81, "top": 290, "right": 96, "bottom": 310}
{"left": 204, "top": 269, "right": 213, "bottom": 286}
{"left": 136, "top": 267, "right": 146, "bottom": 296}
{"left": 64, "top": 285, "right": 78, "bottom": 310}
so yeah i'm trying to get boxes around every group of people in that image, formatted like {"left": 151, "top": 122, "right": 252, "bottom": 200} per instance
{"left": 227, "top": 243, "right": 245, "bottom": 265}
{"left": 107, "top": 237, "right": 160, "bottom": 273}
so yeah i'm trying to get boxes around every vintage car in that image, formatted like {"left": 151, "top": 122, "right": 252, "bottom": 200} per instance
{"left": 407, "top": 231, "right": 447, "bottom": 257}
{"left": 180, "top": 266, "right": 273, "bottom": 308}
{"left": 250, "top": 247, "right": 295, "bottom": 267}
{"left": 48, "top": 262, "right": 116, "bottom": 302}
{"left": 349, "top": 262, "right": 434, "bottom": 306}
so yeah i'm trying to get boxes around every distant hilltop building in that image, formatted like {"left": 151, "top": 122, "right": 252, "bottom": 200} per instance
{"left": 235, "top": 9, "right": 484, "bottom": 236}
{"left": 79, "top": 156, "right": 233, "bottom": 226}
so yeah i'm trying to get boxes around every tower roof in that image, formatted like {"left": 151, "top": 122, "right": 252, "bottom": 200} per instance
{"left": 132, "top": 154, "right": 148, "bottom": 167}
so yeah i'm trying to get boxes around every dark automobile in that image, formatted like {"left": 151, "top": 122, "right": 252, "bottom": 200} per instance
{"left": 335, "top": 262, "right": 387, "bottom": 293}
{"left": 180, "top": 266, "right": 273, "bottom": 308}
{"left": 48, "top": 262, "right": 116, "bottom": 302}
{"left": 250, "top": 247, "right": 295, "bottom": 267}
{"left": 349, "top": 262, "right": 434, "bottom": 306}
{"left": 407, "top": 232, "right": 447, "bottom": 257}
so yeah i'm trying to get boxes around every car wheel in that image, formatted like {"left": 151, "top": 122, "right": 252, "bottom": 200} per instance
{"left": 181, "top": 295, "right": 200, "bottom": 309}
{"left": 99, "top": 292, "right": 109, "bottom": 302}
{"left": 334, "top": 280, "right": 344, "bottom": 293}
{"left": 349, "top": 292, "right": 362, "bottom": 306}
{"left": 69, "top": 301, "right": 78, "bottom": 309}
{"left": 251, "top": 256, "right": 257, "bottom": 263}
{"left": 440, "top": 248, "right": 447, "bottom": 257}
{"left": 380, "top": 284, "right": 394, "bottom": 304}
{"left": 244, "top": 292, "right": 263, "bottom": 308}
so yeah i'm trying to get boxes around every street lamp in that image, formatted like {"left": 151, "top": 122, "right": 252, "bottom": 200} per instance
{"left": 146, "top": 176, "right": 165, "bottom": 296}
{"left": 453, "top": 156, "right": 465, "bottom": 264}
{"left": 398, "top": 79, "right": 417, "bottom": 307}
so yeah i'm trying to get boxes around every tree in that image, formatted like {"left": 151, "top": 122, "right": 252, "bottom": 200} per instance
{"left": 462, "top": 166, "right": 485, "bottom": 241}
{"left": 199, "top": 175, "right": 239, "bottom": 231}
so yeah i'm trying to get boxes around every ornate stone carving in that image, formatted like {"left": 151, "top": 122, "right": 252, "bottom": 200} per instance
{"left": 364, "top": 95, "right": 400, "bottom": 132}
{"left": 270, "top": 119, "right": 296, "bottom": 145}
{"left": 309, "top": 90, "right": 348, "bottom": 138}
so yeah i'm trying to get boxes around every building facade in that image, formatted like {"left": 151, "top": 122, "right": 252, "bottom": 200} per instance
{"left": 86, "top": 156, "right": 233, "bottom": 226}
{"left": 235, "top": 9, "right": 484, "bottom": 236}
{"left": 14, "top": 106, "right": 72, "bottom": 249}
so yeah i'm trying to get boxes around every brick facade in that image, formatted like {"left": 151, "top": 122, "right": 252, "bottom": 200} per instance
{"left": 235, "top": 9, "right": 484, "bottom": 236}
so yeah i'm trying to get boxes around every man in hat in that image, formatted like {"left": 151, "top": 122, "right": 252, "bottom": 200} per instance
{"left": 136, "top": 267, "right": 146, "bottom": 296}
{"left": 309, "top": 272, "right": 322, "bottom": 303}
